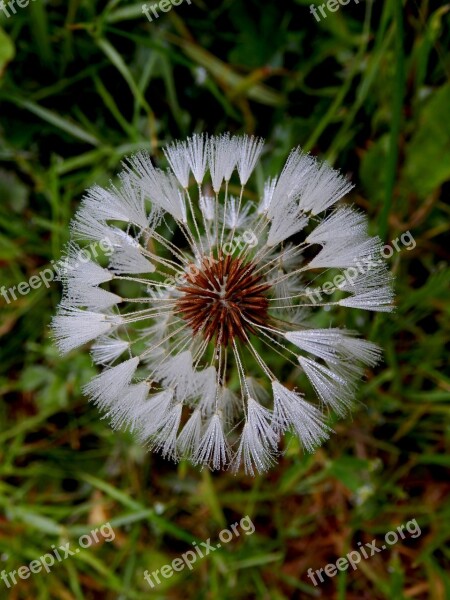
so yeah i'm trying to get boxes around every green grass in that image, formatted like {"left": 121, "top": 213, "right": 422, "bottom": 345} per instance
{"left": 0, "top": 0, "right": 449, "bottom": 598}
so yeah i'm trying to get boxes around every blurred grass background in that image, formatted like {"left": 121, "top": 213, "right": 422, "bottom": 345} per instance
{"left": 0, "top": 0, "right": 449, "bottom": 598}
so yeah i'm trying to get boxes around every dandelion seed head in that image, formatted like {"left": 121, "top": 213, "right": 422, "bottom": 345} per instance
{"left": 52, "top": 133, "right": 394, "bottom": 474}
{"left": 175, "top": 254, "right": 271, "bottom": 347}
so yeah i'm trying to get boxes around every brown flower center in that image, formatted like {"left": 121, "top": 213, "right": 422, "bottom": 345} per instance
{"left": 175, "top": 254, "right": 271, "bottom": 347}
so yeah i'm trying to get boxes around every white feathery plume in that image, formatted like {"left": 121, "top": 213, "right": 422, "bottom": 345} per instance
{"left": 163, "top": 140, "right": 190, "bottom": 188}
{"left": 257, "top": 176, "right": 277, "bottom": 215}
{"left": 232, "top": 422, "right": 273, "bottom": 475}
{"left": 222, "top": 136, "right": 240, "bottom": 182}
{"left": 71, "top": 212, "right": 116, "bottom": 243}
{"left": 147, "top": 403, "right": 183, "bottom": 460}
{"left": 135, "top": 389, "right": 175, "bottom": 439}
{"left": 109, "top": 237, "right": 155, "bottom": 274}
{"left": 298, "top": 356, "right": 353, "bottom": 416}
{"left": 262, "top": 149, "right": 314, "bottom": 243}
{"left": 220, "top": 387, "right": 241, "bottom": 425}
{"left": 138, "top": 312, "right": 173, "bottom": 342}
{"left": 285, "top": 329, "right": 342, "bottom": 362}
{"left": 52, "top": 306, "right": 120, "bottom": 354}
{"left": 141, "top": 345, "right": 167, "bottom": 365}
{"left": 285, "top": 305, "right": 310, "bottom": 326}
{"left": 107, "top": 382, "right": 149, "bottom": 431}
{"left": 267, "top": 148, "right": 314, "bottom": 218}
{"left": 338, "top": 289, "right": 395, "bottom": 312}
{"left": 58, "top": 242, "right": 113, "bottom": 285}
{"left": 114, "top": 173, "right": 149, "bottom": 228}
{"left": 199, "top": 196, "right": 216, "bottom": 221}
{"left": 186, "top": 133, "right": 208, "bottom": 184}
{"left": 91, "top": 337, "right": 130, "bottom": 365}
{"left": 271, "top": 382, "right": 331, "bottom": 451}
{"left": 192, "top": 366, "right": 217, "bottom": 415}
{"left": 337, "top": 263, "right": 394, "bottom": 293}
{"left": 231, "top": 398, "right": 279, "bottom": 475}
{"left": 246, "top": 399, "right": 278, "bottom": 446}
{"left": 328, "top": 358, "right": 365, "bottom": 384}
{"left": 79, "top": 185, "right": 128, "bottom": 223}
{"left": 267, "top": 208, "right": 308, "bottom": 246}
{"left": 78, "top": 174, "right": 148, "bottom": 229}
{"left": 149, "top": 170, "right": 187, "bottom": 223}
{"left": 286, "top": 328, "right": 382, "bottom": 368}
{"left": 298, "top": 160, "right": 354, "bottom": 215}
{"left": 63, "top": 281, "right": 122, "bottom": 310}
{"left": 222, "top": 196, "right": 253, "bottom": 230}
{"left": 124, "top": 153, "right": 187, "bottom": 222}
{"left": 155, "top": 351, "right": 194, "bottom": 400}
{"left": 335, "top": 264, "right": 395, "bottom": 311}
{"left": 245, "top": 376, "right": 270, "bottom": 403}
{"left": 177, "top": 409, "right": 202, "bottom": 456}
{"left": 262, "top": 243, "right": 304, "bottom": 272}
{"left": 236, "top": 135, "right": 264, "bottom": 185}
{"left": 306, "top": 206, "right": 367, "bottom": 245}
{"left": 83, "top": 356, "right": 140, "bottom": 410}
{"left": 208, "top": 133, "right": 238, "bottom": 191}
{"left": 194, "top": 413, "right": 230, "bottom": 470}
{"left": 336, "top": 334, "right": 382, "bottom": 367}
{"left": 307, "top": 236, "right": 383, "bottom": 269}
{"left": 270, "top": 276, "right": 304, "bottom": 309}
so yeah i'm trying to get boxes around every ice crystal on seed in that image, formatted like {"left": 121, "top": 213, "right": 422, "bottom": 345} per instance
{"left": 52, "top": 133, "right": 394, "bottom": 474}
